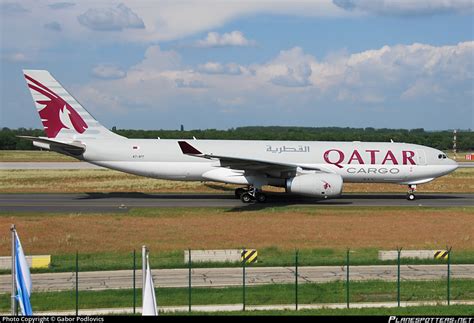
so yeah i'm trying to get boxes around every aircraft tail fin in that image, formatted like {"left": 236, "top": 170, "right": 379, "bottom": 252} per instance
{"left": 22, "top": 70, "right": 123, "bottom": 140}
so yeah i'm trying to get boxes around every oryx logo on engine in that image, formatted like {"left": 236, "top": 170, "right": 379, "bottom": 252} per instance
{"left": 322, "top": 181, "right": 331, "bottom": 190}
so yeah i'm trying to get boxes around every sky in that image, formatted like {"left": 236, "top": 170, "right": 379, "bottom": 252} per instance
{"left": 0, "top": 0, "right": 473, "bottom": 131}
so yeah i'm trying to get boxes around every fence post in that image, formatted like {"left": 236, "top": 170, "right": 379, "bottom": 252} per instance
{"left": 133, "top": 249, "right": 136, "bottom": 314}
{"left": 295, "top": 249, "right": 299, "bottom": 311}
{"left": 142, "top": 246, "right": 146, "bottom": 302}
{"left": 397, "top": 247, "right": 402, "bottom": 307}
{"left": 75, "top": 251, "right": 78, "bottom": 316}
{"left": 188, "top": 249, "right": 192, "bottom": 313}
{"left": 10, "top": 224, "right": 17, "bottom": 316}
{"left": 346, "top": 249, "right": 350, "bottom": 309}
{"left": 447, "top": 247, "right": 452, "bottom": 306}
{"left": 243, "top": 257, "right": 246, "bottom": 312}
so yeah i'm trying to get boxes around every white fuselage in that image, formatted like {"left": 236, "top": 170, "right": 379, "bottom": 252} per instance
{"left": 80, "top": 138, "right": 458, "bottom": 187}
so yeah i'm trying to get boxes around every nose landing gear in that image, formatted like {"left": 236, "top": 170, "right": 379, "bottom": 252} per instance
{"left": 407, "top": 184, "right": 417, "bottom": 201}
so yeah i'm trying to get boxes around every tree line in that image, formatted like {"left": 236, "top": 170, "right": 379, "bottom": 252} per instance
{"left": 1, "top": 126, "right": 473, "bottom": 151}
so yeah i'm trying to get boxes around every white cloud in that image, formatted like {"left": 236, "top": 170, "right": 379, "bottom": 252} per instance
{"left": 76, "top": 41, "right": 473, "bottom": 122}
{"left": 48, "top": 2, "right": 76, "bottom": 10}
{"left": 2, "top": 52, "right": 29, "bottom": 62}
{"left": 195, "top": 31, "right": 255, "bottom": 48}
{"left": 92, "top": 64, "right": 126, "bottom": 79}
{"left": 256, "top": 47, "right": 315, "bottom": 88}
{"left": 2, "top": 0, "right": 470, "bottom": 56}
{"left": 126, "top": 0, "right": 345, "bottom": 43}
{"left": 271, "top": 64, "right": 312, "bottom": 87}
{"left": 332, "top": 0, "right": 474, "bottom": 16}
{"left": 0, "top": 2, "right": 29, "bottom": 14}
{"left": 44, "top": 21, "right": 62, "bottom": 32}
{"left": 308, "top": 41, "right": 474, "bottom": 102}
{"left": 129, "top": 45, "right": 181, "bottom": 74}
{"left": 77, "top": 3, "right": 145, "bottom": 31}
{"left": 401, "top": 80, "right": 443, "bottom": 100}
{"left": 196, "top": 62, "right": 243, "bottom": 75}
{"left": 0, "top": 0, "right": 422, "bottom": 54}
{"left": 175, "top": 79, "right": 208, "bottom": 88}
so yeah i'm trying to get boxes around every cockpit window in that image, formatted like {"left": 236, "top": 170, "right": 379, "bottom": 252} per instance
{"left": 438, "top": 154, "right": 448, "bottom": 159}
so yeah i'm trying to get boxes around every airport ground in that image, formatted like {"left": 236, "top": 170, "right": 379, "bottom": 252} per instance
{"left": 0, "top": 150, "right": 473, "bottom": 315}
{"left": 0, "top": 280, "right": 473, "bottom": 312}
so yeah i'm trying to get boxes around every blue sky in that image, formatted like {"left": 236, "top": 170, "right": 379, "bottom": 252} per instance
{"left": 1, "top": 0, "right": 473, "bottom": 131}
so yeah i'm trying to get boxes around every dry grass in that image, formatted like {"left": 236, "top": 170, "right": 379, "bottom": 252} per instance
{"left": 0, "top": 208, "right": 472, "bottom": 255}
{"left": 0, "top": 150, "right": 76, "bottom": 162}
{"left": 0, "top": 168, "right": 472, "bottom": 193}
{"left": 446, "top": 151, "right": 474, "bottom": 162}
{"left": 2, "top": 151, "right": 471, "bottom": 260}
{"left": 0, "top": 169, "right": 215, "bottom": 193}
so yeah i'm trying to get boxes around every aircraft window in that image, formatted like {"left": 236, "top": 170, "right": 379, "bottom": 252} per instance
{"left": 443, "top": 154, "right": 447, "bottom": 159}
{"left": 438, "top": 154, "right": 443, "bottom": 159}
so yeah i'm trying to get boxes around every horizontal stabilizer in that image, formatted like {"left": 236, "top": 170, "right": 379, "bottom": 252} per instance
{"left": 18, "top": 136, "right": 85, "bottom": 156}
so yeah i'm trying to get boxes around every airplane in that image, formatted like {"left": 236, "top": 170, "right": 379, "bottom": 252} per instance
{"left": 20, "top": 70, "right": 458, "bottom": 203}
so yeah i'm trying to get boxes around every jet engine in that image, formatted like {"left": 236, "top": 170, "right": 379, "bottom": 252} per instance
{"left": 286, "top": 173, "right": 343, "bottom": 198}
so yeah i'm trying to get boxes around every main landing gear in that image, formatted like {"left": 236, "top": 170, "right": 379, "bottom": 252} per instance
{"left": 234, "top": 186, "right": 267, "bottom": 203}
{"left": 407, "top": 184, "right": 417, "bottom": 201}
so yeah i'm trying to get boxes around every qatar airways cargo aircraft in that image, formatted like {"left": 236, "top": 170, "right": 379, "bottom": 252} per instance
{"left": 20, "top": 70, "right": 458, "bottom": 203}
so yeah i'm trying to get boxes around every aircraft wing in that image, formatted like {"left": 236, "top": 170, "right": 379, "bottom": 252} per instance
{"left": 18, "top": 136, "right": 86, "bottom": 155}
{"left": 178, "top": 141, "right": 323, "bottom": 172}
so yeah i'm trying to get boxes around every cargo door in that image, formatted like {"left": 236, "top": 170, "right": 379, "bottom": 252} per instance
{"left": 416, "top": 150, "right": 427, "bottom": 166}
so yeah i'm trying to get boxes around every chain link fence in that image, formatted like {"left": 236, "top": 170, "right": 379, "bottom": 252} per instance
{"left": 1, "top": 247, "right": 473, "bottom": 314}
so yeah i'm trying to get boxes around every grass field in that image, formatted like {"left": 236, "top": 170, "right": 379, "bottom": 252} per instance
{"left": 0, "top": 280, "right": 472, "bottom": 312}
{"left": 0, "top": 150, "right": 77, "bottom": 162}
{"left": 0, "top": 167, "right": 473, "bottom": 193}
{"left": 0, "top": 207, "right": 472, "bottom": 272}
{"left": 446, "top": 151, "right": 474, "bottom": 162}
{"left": 1, "top": 207, "right": 472, "bottom": 254}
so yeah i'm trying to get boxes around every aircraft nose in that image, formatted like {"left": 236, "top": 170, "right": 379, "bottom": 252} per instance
{"left": 445, "top": 159, "right": 458, "bottom": 172}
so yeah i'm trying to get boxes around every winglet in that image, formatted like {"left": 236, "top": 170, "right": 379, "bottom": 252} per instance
{"left": 178, "top": 141, "right": 202, "bottom": 155}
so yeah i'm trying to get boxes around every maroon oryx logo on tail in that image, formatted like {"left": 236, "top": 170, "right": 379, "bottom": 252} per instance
{"left": 25, "top": 74, "right": 88, "bottom": 138}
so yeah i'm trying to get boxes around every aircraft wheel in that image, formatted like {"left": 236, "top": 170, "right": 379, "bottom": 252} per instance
{"left": 256, "top": 192, "right": 267, "bottom": 203}
{"left": 235, "top": 188, "right": 246, "bottom": 199}
{"left": 240, "top": 192, "right": 254, "bottom": 203}
{"left": 407, "top": 193, "right": 416, "bottom": 201}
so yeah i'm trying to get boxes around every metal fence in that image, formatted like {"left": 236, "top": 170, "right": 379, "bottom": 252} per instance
{"left": 1, "top": 247, "right": 472, "bottom": 315}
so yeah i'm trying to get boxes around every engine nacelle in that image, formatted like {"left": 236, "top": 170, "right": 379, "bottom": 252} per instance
{"left": 286, "top": 173, "right": 343, "bottom": 198}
